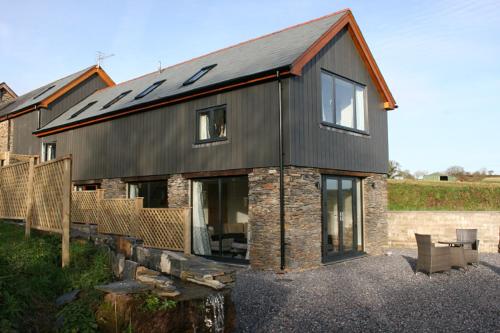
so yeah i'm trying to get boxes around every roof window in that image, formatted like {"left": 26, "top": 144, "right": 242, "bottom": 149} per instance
{"left": 69, "top": 101, "right": 97, "bottom": 119}
{"left": 102, "top": 90, "right": 132, "bottom": 109}
{"left": 135, "top": 80, "right": 165, "bottom": 99}
{"left": 182, "top": 64, "right": 217, "bottom": 86}
{"left": 32, "top": 85, "right": 55, "bottom": 100}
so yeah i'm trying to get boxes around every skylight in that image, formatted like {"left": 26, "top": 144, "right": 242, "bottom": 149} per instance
{"left": 135, "top": 80, "right": 165, "bottom": 99}
{"left": 182, "top": 64, "right": 217, "bottom": 86}
{"left": 32, "top": 85, "right": 55, "bottom": 100}
{"left": 69, "top": 101, "right": 97, "bottom": 119}
{"left": 102, "top": 90, "right": 132, "bottom": 109}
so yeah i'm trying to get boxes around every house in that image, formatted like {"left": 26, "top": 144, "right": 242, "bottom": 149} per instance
{"left": 0, "top": 66, "right": 115, "bottom": 160}
{"left": 423, "top": 173, "right": 457, "bottom": 182}
{"left": 0, "top": 83, "right": 18, "bottom": 152}
{"left": 23, "top": 9, "right": 395, "bottom": 270}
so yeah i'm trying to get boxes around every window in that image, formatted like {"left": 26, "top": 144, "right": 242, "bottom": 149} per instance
{"left": 69, "top": 101, "right": 97, "bottom": 119}
{"left": 42, "top": 142, "right": 56, "bottom": 162}
{"left": 196, "top": 105, "right": 227, "bottom": 143}
{"left": 321, "top": 71, "right": 366, "bottom": 131}
{"left": 32, "top": 85, "right": 55, "bottom": 100}
{"left": 183, "top": 64, "right": 216, "bottom": 86}
{"left": 128, "top": 181, "right": 167, "bottom": 208}
{"left": 102, "top": 90, "right": 132, "bottom": 109}
{"left": 74, "top": 184, "right": 100, "bottom": 191}
{"left": 135, "top": 80, "right": 165, "bottom": 99}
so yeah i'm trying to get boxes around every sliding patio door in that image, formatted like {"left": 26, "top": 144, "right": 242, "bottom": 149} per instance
{"left": 192, "top": 176, "right": 249, "bottom": 261}
{"left": 322, "top": 176, "right": 363, "bottom": 261}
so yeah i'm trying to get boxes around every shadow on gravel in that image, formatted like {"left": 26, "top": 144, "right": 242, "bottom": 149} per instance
{"left": 401, "top": 255, "right": 417, "bottom": 272}
{"left": 480, "top": 261, "right": 500, "bottom": 276}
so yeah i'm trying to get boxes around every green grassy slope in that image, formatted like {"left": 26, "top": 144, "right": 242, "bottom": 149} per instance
{"left": 388, "top": 180, "right": 500, "bottom": 211}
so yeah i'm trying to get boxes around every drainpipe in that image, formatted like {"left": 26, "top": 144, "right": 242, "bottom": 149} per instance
{"left": 277, "top": 70, "right": 285, "bottom": 270}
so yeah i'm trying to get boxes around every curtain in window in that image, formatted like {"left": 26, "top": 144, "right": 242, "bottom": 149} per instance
{"left": 199, "top": 113, "right": 209, "bottom": 140}
{"left": 192, "top": 181, "right": 211, "bottom": 255}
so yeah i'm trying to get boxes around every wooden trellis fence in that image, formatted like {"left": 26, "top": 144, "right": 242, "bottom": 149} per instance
{"left": 72, "top": 189, "right": 190, "bottom": 253}
{"left": 0, "top": 155, "right": 71, "bottom": 266}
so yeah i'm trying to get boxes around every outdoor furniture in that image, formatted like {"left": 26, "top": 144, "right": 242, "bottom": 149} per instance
{"left": 415, "top": 234, "right": 451, "bottom": 277}
{"left": 456, "top": 229, "right": 480, "bottom": 265}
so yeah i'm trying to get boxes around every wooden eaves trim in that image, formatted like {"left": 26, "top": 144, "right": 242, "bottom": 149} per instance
{"left": 0, "top": 67, "right": 115, "bottom": 122}
{"left": 290, "top": 10, "right": 397, "bottom": 110}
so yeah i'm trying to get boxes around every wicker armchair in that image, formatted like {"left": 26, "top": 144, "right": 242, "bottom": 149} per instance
{"left": 456, "top": 229, "right": 479, "bottom": 265}
{"left": 415, "top": 233, "right": 451, "bottom": 277}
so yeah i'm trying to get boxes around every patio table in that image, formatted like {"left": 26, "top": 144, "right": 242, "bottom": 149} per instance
{"left": 438, "top": 241, "right": 474, "bottom": 270}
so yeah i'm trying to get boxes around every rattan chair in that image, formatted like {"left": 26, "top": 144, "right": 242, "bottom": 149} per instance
{"left": 456, "top": 229, "right": 479, "bottom": 265}
{"left": 415, "top": 233, "right": 451, "bottom": 277}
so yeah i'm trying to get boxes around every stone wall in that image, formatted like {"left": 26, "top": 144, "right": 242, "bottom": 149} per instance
{"left": 167, "top": 174, "right": 189, "bottom": 208}
{"left": 284, "top": 167, "right": 322, "bottom": 269}
{"left": 0, "top": 121, "right": 9, "bottom": 152}
{"left": 101, "top": 178, "right": 127, "bottom": 199}
{"left": 363, "top": 174, "right": 389, "bottom": 254}
{"left": 388, "top": 211, "right": 500, "bottom": 253}
{"left": 248, "top": 168, "right": 281, "bottom": 270}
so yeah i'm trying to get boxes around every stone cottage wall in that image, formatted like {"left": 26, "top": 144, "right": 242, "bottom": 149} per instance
{"left": 0, "top": 121, "right": 9, "bottom": 152}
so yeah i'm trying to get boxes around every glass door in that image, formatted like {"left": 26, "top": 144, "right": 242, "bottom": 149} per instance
{"left": 322, "top": 176, "right": 363, "bottom": 261}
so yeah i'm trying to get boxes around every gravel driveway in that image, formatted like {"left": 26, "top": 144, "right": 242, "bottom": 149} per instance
{"left": 232, "top": 249, "right": 500, "bottom": 332}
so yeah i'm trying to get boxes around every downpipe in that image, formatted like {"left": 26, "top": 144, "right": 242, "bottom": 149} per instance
{"left": 277, "top": 70, "right": 285, "bottom": 271}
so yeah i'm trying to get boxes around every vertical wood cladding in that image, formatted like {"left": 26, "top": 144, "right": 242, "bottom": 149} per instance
{"left": 288, "top": 27, "right": 389, "bottom": 174}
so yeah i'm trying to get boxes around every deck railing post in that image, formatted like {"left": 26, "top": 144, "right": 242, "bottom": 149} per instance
{"left": 132, "top": 197, "right": 143, "bottom": 238}
{"left": 61, "top": 157, "right": 72, "bottom": 267}
{"left": 183, "top": 208, "right": 192, "bottom": 255}
{"left": 24, "top": 157, "right": 35, "bottom": 238}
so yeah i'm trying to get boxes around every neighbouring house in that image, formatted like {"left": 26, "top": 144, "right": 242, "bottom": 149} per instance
{"left": 0, "top": 66, "right": 115, "bottom": 160}
{"left": 423, "top": 173, "right": 457, "bottom": 182}
{"left": 0, "top": 83, "right": 18, "bottom": 152}
{"left": 15, "top": 9, "right": 396, "bottom": 270}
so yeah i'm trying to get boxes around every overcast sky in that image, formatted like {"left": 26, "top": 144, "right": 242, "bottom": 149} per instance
{"left": 1, "top": 0, "right": 499, "bottom": 173}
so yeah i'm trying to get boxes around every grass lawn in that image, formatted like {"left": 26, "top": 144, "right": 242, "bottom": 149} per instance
{"left": 0, "top": 222, "right": 112, "bottom": 332}
{"left": 388, "top": 179, "right": 500, "bottom": 211}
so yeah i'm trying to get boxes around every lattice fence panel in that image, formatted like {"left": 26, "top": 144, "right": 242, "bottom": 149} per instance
{"left": 98, "top": 198, "right": 135, "bottom": 236}
{"left": 31, "top": 159, "right": 66, "bottom": 232}
{"left": 72, "top": 191, "right": 98, "bottom": 224}
{"left": 139, "top": 208, "right": 186, "bottom": 251}
{"left": 0, "top": 162, "right": 29, "bottom": 219}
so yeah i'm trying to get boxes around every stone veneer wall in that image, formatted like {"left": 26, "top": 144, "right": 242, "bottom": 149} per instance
{"left": 362, "top": 174, "right": 388, "bottom": 254}
{"left": 167, "top": 174, "right": 190, "bottom": 208}
{"left": 0, "top": 121, "right": 9, "bottom": 152}
{"left": 101, "top": 178, "right": 127, "bottom": 199}
{"left": 249, "top": 168, "right": 388, "bottom": 270}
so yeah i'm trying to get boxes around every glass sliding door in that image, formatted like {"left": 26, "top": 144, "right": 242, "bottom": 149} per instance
{"left": 192, "top": 176, "right": 249, "bottom": 261}
{"left": 322, "top": 176, "right": 363, "bottom": 261}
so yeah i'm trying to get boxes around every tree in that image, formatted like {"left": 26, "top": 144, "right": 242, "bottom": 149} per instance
{"left": 446, "top": 166, "right": 465, "bottom": 177}
{"left": 388, "top": 160, "right": 401, "bottom": 179}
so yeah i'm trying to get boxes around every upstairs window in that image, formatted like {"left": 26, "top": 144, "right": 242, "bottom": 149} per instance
{"left": 196, "top": 105, "right": 227, "bottom": 143}
{"left": 135, "top": 80, "right": 166, "bottom": 99}
{"left": 183, "top": 64, "right": 216, "bottom": 86}
{"left": 102, "top": 90, "right": 132, "bottom": 109}
{"left": 32, "top": 85, "right": 55, "bottom": 100}
{"left": 69, "top": 101, "right": 97, "bottom": 119}
{"left": 42, "top": 142, "right": 56, "bottom": 162}
{"left": 321, "top": 71, "right": 366, "bottom": 132}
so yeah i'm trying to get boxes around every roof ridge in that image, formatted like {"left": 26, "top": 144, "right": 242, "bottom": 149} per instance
{"left": 94, "top": 9, "right": 351, "bottom": 93}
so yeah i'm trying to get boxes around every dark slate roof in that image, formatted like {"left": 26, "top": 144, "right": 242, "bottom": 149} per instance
{"left": 38, "top": 10, "right": 347, "bottom": 132}
{"left": 0, "top": 66, "right": 94, "bottom": 117}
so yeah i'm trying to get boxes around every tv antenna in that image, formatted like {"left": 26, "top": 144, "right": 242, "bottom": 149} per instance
{"left": 96, "top": 51, "right": 115, "bottom": 68}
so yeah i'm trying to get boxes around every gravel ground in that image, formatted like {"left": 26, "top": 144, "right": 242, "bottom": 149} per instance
{"left": 232, "top": 249, "right": 500, "bottom": 332}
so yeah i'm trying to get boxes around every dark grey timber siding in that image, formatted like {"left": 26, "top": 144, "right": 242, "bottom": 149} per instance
{"left": 12, "top": 111, "right": 40, "bottom": 155}
{"left": 42, "top": 74, "right": 107, "bottom": 127}
{"left": 42, "top": 80, "right": 282, "bottom": 181}
{"left": 288, "top": 27, "right": 388, "bottom": 173}
{"left": 12, "top": 74, "right": 108, "bottom": 156}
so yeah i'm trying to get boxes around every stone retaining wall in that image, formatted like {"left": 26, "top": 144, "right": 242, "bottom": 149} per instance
{"left": 388, "top": 211, "right": 500, "bottom": 253}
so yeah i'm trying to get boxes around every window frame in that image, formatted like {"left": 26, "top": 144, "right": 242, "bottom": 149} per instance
{"left": 183, "top": 64, "right": 217, "bottom": 86}
{"left": 127, "top": 180, "right": 168, "bottom": 208}
{"left": 134, "top": 80, "right": 166, "bottom": 99}
{"left": 32, "top": 85, "right": 55, "bottom": 100}
{"left": 101, "top": 90, "right": 132, "bottom": 109}
{"left": 69, "top": 101, "right": 97, "bottom": 119}
{"left": 320, "top": 69, "right": 369, "bottom": 135}
{"left": 195, "top": 104, "right": 228, "bottom": 144}
{"left": 42, "top": 142, "right": 57, "bottom": 162}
